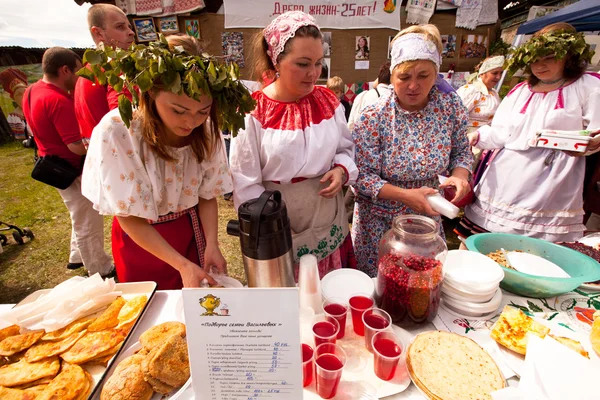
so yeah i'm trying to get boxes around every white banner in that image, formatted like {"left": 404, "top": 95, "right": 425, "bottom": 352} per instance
{"left": 224, "top": 0, "right": 401, "bottom": 30}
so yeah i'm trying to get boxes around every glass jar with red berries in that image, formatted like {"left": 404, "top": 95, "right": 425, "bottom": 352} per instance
{"left": 376, "top": 215, "right": 447, "bottom": 326}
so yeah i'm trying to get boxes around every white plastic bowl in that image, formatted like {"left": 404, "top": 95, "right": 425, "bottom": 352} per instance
{"left": 442, "top": 282, "right": 497, "bottom": 303}
{"left": 443, "top": 250, "right": 504, "bottom": 292}
{"left": 442, "top": 287, "right": 503, "bottom": 317}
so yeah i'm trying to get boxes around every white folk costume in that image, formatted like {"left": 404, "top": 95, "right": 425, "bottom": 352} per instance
{"left": 83, "top": 110, "right": 233, "bottom": 289}
{"left": 456, "top": 78, "right": 501, "bottom": 133}
{"left": 464, "top": 73, "right": 600, "bottom": 242}
{"left": 230, "top": 87, "right": 358, "bottom": 276}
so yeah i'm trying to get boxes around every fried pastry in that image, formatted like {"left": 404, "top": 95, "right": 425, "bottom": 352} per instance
{"left": 0, "top": 331, "right": 44, "bottom": 356}
{"left": 0, "top": 385, "right": 39, "bottom": 400}
{"left": 61, "top": 329, "right": 125, "bottom": 364}
{"left": 13, "top": 375, "right": 53, "bottom": 389}
{"left": 0, "top": 326, "right": 21, "bottom": 342}
{"left": 88, "top": 297, "right": 126, "bottom": 332}
{"left": 0, "top": 356, "right": 60, "bottom": 387}
{"left": 35, "top": 362, "right": 89, "bottom": 400}
{"left": 100, "top": 354, "right": 153, "bottom": 400}
{"left": 117, "top": 296, "right": 148, "bottom": 327}
{"left": 490, "top": 305, "right": 550, "bottom": 355}
{"left": 591, "top": 310, "right": 600, "bottom": 356}
{"left": 41, "top": 318, "right": 93, "bottom": 341}
{"left": 139, "top": 321, "right": 186, "bottom": 350}
{"left": 24, "top": 331, "right": 86, "bottom": 363}
{"left": 142, "top": 334, "right": 190, "bottom": 389}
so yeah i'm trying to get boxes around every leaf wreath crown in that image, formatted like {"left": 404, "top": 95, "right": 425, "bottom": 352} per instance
{"left": 77, "top": 34, "right": 256, "bottom": 134}
{"left": 505, "top": 30, "right": 594, "bottom": 76}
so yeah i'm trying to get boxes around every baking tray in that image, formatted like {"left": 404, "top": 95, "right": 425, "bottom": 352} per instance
{"left": 14, "top": 281, "right": 157, "bottom": 399}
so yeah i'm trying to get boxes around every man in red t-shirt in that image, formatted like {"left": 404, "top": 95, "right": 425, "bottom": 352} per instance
{"left": 74, "top": 4, "right": 134, "bottom": 147}
{"left": 23, "top": 47, "right": 113, "bottom": 277}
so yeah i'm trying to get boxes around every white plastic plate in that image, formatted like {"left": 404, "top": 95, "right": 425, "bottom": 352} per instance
{"left": 506, "top": 252, "right": 571, "bottom": 278}
{"left": 320, "top": 269, "right": 375, "bottom": 303}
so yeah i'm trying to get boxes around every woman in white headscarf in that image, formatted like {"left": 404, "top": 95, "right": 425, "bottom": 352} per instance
{"left": 457, "top": 56, "right": 505, "bottom": 135}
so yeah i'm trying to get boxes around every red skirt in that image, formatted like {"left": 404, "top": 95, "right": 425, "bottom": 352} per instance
{"left": 111, "top": 208, "right": 206, "bottom": 290}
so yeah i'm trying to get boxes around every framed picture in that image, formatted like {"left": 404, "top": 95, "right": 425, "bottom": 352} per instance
{"left": 322, "top": 32, "right": 332, "bottom": 57}
{"left": 158, "top": 16, "right": 179, "bottom": 34}
{"left": 319, "top": 58, "right": 330, "bottom": 81}
{"left": 441, "top": 35, "right": 457, "bottom": 59}
{"left": 355, "top": 36, "right": 370, "bottom": 60}
{"left": 183, "top": 18, "right": 201, "bottom": 39}
{"left": 132, "top": 17, "right": 158, "bottom": 42}
{"left": 459, "top": 34, "right": 488, "bottom": 59}
{"left": 222, "top": 32, "right": 245, "bottom": 67}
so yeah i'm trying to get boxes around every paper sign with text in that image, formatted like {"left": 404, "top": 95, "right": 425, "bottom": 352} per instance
{"left": 183, "top": 288, "right": 302, "bottom": 399}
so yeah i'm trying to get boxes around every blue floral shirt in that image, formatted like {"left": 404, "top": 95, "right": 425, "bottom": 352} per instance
{"left": 352, "top": 86, "right": 472, "bottom": 214}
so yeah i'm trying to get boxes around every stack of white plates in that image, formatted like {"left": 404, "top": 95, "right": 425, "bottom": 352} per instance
{"left": 441, "top": 250, "right": 505, "bottom": 319}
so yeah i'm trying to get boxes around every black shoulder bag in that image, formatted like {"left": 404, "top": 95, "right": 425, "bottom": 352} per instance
{"left": 28, "top": 87, "right": 82, "bottom": 190}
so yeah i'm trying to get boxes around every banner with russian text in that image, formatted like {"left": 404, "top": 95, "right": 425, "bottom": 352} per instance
{"left": 223, "top": 0, "right": 401, "bottom": 30}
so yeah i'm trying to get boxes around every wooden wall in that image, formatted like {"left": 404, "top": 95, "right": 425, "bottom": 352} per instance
{"left": 166, "top": 9, "right": 497, "bottom": 83}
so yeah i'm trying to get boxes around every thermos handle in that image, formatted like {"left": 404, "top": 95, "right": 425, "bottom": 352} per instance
{"left": 249, "top": 190, "right": 281, "bottom": 250}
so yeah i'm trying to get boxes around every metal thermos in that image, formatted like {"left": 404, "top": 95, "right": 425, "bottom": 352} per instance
{"left": 227, "top": 190, "right": 295, "bottom": 287}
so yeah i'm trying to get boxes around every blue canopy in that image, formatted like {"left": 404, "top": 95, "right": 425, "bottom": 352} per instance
{"left": 517, "top": 0, "right": 600, "bottom": 34}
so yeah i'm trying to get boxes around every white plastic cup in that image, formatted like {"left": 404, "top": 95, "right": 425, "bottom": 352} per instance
{"left": 427, "top": 193, "right": 459, "bottom": 219}
{"left": 298, "top": 254, "right": 323, "bottom": 314}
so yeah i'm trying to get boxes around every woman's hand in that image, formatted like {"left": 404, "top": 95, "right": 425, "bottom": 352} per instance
{"left": 564, "top": 130, "right": 600, "bottom": 157}
{"left": 400, "top": 187, "right": 440, "bottom": 216}
{"left": 467, "top": 131, "right": 479, "bottom": 146}
{"left": 440, "top": 176, "right": 471, "bottom": 203}
{"left": 319, "top": 167, "right": 344, "bottom": 198}
{"left": 178, "top": 260, "right": 218, "bottom": 288}
{"left": 204, "top": 243, "right": 228, "bottom": 276}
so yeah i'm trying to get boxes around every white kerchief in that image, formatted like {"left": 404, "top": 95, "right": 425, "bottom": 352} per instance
{"left": 390, "top": 33, "right": 442, "bottom": 73}
{"left": 478, "top": 56, "right": 505, "bottom": 76}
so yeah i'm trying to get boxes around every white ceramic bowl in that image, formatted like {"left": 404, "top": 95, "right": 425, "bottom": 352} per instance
{"left": 443, "top": 250, "right": 504, "bottom": 292}
{"left": 442, "top": 287, "right": 503, "bottom": 317}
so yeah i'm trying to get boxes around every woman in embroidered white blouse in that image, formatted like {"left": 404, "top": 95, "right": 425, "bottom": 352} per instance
{"left": 82, "top": 36, "right": 238, "bottom": 289}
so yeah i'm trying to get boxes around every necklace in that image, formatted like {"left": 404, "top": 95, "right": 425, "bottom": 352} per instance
{"left": 539, "top": 77, "right": 565, "bottom": 85}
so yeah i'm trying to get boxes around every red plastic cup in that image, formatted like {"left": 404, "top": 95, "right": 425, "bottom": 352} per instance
{"left": 372, "top": 331, "right": 403, "bottom": 381}
{"left": 312, "top": 315, "right": 340, "bottom": 347}
{"left": 362, "top": 307, "right": 391, "bottom": 353}
{"left": 349, "top": 294, "right": 374, "bottom": 336}
{"left": 302, "top": 343, "right": 314, "bottom": 387}
{"left": 323, "top": 297, "right": 348, "bottom": 339}
{"left": 315, "top": 343, "right": 347, "bottom": 399}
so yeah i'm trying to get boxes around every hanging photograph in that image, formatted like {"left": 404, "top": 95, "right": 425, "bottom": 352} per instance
{"left": 319, "top": 58, "right": 330, "bottom": 81}
{"left": 441, "top": 35, "right": 457, "bottom": 58}
{"left": 184, "top": 19, "right": 201, "bottom": 39}
{"left": 322, "top": 32, "right": 332, "bottom": 57}
{"left": 387, "top": 35, "right": 395, "bottom": 59}
{"left": 158, "top": 16, "right": 179, "bottom": 34}
{"left": 459, "top": 34, "right": 488, "bottom": 59}
{"left": 132, "top": 17, "right": 158, "bottom": 42}
{"left": 222, "top": 32, "right": 245, "bottom": 68}
{"left": 355, "top": 36, "right": 370, "bottom": 60}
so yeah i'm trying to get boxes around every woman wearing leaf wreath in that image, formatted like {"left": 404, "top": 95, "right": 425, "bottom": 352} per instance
{"left": 230, "top": 11, "right": 358, "bottom": 278}
{"left": 80, "top": 35, "right": 255, "bottom": 289}
{"left": 455, "top": 23, "right": 600, "bottom": 243}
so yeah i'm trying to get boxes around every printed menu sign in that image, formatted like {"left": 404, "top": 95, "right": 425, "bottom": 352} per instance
{"left": 182, "top": 288, "right": 302, "bottom": 399}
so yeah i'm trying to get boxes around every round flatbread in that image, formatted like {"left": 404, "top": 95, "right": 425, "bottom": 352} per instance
{"left": 407, "top": 331, "right": 505, "bottom": 400}
{"left": 139, "top": 322, "right": 186, "bottom": 350}
{"left": 101, "top": 354, "right": 153, "bottom": 400}
{"left": 35, "top": 362, "right": 89, "bottom": 400}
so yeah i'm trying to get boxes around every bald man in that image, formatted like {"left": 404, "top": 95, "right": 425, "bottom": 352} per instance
{"left": 74, "top": 4, "right": 134, "bottom": 147}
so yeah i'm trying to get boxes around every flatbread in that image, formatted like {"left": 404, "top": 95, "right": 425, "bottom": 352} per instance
{"left": 35, "top": 362, "right": 89, "bottom": 400}
{"left": 143, "top": 334, "right": 189, "bottom": 388}
{"left": 0, "top": 386, "right": 39, "bottom": 400}
{"left": 60, "top": 329, "right": 125, "bottom": 364}
{"left": 0, "top": 331, "right": 44, "bottom": 356}
{"left": 88, "top": 297, "right": 126, "bottom": 332}
{"left": 0, "top": 326, "right": 21, "bottom": 342}
{"left": 24, "top": 331, "right": 86, "bottom": 363}
{"left": 0, "top": 357, "right": 60, "bottom": 387}
{"left": 101, "top": 354, "right": 153, "bottom": 400}
{"left": 407, "top": 331, "right": 505, "bottom": 400}
{"left": 13, "top": 375, "right": 53, "bottom": 389}
{"left": 139, "top": 321, "right": 186, "bottom": 350}
{"left": 117, "top": 295, "right": 148, "bottom": 327}
{"left": 490, "top": 305, "right": 550, "bottom": 355}
{"left": 41, "top": 318, "right": 93, "bottom": 341}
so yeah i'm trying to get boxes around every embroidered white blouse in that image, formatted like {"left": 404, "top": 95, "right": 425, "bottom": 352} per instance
{"left": 82, "top": 109, "right": 233, "bottom": 221}
{"left": 230, "top": 86, "right": 358, "bottom": 209}
{"left": 456, "top": 78, "right": 501, "bottom": 132}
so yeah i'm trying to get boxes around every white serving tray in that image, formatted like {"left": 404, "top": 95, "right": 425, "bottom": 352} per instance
{"left": 15, "top": 281, "right": 158, "bottom": 400}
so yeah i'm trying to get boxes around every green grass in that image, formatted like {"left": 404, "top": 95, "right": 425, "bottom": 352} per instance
{"left": 0, "top": 141, "right": 245, "bottom": 304}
